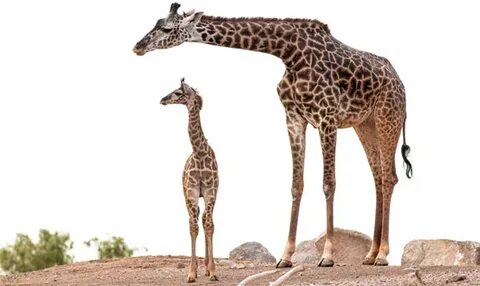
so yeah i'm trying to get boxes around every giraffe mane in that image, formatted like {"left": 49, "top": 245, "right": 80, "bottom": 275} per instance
{"left": 185, "top": 87, "right": 202, "bottom": 110}
{"left": 200, "top": 15, "right": 330, "bottom": 34}
{"left": 195, "top": 95, "right": 203, "bottom": 110}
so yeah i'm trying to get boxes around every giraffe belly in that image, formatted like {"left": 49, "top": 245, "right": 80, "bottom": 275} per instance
{"left": 336, "top": 109, "right": 372, "bottom": 128}
{"left": 291, "top": 99, "right": 372, "bottom": 129}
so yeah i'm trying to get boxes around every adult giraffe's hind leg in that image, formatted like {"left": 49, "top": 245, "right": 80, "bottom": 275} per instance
{"left": 354, "top": 117, "right": 383, "bottom": 265}
{"left": 277, "top": 110, "right": 307, "bottom": 268}
{"left": 318, "top": 125, "right": 337, "bottom": 267}
{"left": 372, "top": 98, "right": 403, "bottom": 266}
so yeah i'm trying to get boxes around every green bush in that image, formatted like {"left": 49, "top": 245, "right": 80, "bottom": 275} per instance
{"left": 0, "top": 229, "right": 73, "bottom": 273}
{"left": 84, "top": 236, "right": 137, "bottom": 259}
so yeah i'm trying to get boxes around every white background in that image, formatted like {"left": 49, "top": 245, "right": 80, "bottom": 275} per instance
{"left": 1, "top": 0, "right": 479, "bottom": 265}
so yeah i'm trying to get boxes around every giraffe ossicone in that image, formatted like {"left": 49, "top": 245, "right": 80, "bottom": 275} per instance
{"left": 140, "top": 2, "right": 412, "bottom": 268}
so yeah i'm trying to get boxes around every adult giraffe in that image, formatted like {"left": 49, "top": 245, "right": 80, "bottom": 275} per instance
{"left": 134, "top": 3, "right": 412, "bottom": 267}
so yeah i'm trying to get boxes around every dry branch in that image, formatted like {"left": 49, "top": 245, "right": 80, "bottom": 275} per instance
{"left": 269, "top": 265, "right": 305, "bottom": 286}
{"left": 237, "top": 269, "right": 280, "bottom": 286}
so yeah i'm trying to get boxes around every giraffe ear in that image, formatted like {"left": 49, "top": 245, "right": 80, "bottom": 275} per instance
{"left": 180, "top": 11, "right": 204, "bottom": 27}
{"left": 183, "top": 9, "right": 195, "bottom": 17}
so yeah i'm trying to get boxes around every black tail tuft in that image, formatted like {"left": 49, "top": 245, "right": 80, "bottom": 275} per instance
{"left": 401, "top": 111, "right": 413, "bottom": 179}
{"left": 401, "top": 143, "right": 413, "bottom": 179}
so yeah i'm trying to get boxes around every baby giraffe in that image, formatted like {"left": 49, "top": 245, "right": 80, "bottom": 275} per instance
{"left": 161, "top": 78, "right": 218, "bottom": 283}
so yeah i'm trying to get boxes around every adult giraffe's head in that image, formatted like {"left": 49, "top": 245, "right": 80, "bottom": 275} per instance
{"left": 133, "top": 3, "right": 203, "bottom": 56}
{"left": 160, "top": 78, "right": 203, "bottom": 111}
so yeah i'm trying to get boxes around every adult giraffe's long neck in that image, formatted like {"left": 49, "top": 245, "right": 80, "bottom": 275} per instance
{"left": 192, "top": 16, "right": 330, "bottom": 64}
{"left": 187, "top": 108, "right": 209, "bottom": 156}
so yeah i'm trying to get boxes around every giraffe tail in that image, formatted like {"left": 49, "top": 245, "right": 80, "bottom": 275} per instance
{"left": 401, "top": 115, "right": 413, "bottom": 179}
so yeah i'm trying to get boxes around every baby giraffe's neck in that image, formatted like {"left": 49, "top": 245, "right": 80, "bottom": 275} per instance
{"left": 187, "top": 108, "right": 209, "bottom": 155}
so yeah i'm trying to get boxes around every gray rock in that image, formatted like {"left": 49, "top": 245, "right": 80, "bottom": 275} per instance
{"left": 229, "top": 242, "right": 276, "bottom": 264}
{"left": 402, "top": 239, "right": 480, "bottom": 266}
{"left": 314, "top": 228, "right": 372, "bottom": 265}
{"left": 291, "top": 239, "right": 323, "bottom": 264}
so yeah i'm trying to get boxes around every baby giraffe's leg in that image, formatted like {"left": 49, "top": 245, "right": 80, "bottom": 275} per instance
{"left": 203, "top": 193, "right": 217, "bottom": 281}
{"left": 186, "top": 195, "right": 199, "bottom": 283}
{"left": 202, "top": 210, "right": 209, "bottom": 275}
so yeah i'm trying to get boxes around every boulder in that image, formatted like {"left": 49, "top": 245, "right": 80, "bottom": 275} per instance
{"left": 291, "top": 239, "right": 323, "bottom": 264}
{"left": 402, "top": 239, "right": 480, "bottom": 266}
{"left": 229, "top": 242, "right": 276, "bottom": 264}
{"left": 314, "top": 228, "right": 372, "bottom": 265}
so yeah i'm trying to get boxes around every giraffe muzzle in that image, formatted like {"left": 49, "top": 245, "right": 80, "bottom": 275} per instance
{"left": 133, "top": 45, "right": 146, "bottom": 56}
{"left": 160, "top": 96, "right": 170, "bottom": 105}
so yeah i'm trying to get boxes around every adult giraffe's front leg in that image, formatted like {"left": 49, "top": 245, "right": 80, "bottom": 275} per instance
{"left": 318, "top": 124, "right": 337, "bottom": 267}
{"left": 277, "top": 110, "right": 307, "bottom": 268}
{"left": 354, "top": 118, "right": 383, "bottom": 265}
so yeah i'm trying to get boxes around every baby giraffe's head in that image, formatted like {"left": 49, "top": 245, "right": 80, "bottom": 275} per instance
{"left": 160, "top": 78, "right": 203, "bottom": 111}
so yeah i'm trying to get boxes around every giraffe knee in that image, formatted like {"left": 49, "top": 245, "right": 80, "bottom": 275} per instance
{"left": 204, "top": 220, "right": 214, "bottom": 235}
{"left": 291, "top": 189, "right": 303, "bottom": 201}
{"left": 291, "top": 180, "right": 304, "bottom": 200}
{"left": 205, "top": 224, "right": 214, "bottom": 236}
{"left": 189, "top": 219, "right": 199, "bottom": 228}
{"left": 190, "top": 226, "right": 199, "bottom": 236}
{"left": 201, "top": 211, "right": 214, "bottom": 228}
{"left": 189, "top": 220, "right": 199, "bottom": 235}
{"left": 202, "top": 214, "right": 211, "bottom": 228}
{"left": 323, "top": 181, "right": 336, "bottom": 199}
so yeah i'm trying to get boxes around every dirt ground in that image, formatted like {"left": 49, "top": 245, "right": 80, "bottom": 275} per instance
{"left": 1, "top": 255, "right": 479, "bottom": 286}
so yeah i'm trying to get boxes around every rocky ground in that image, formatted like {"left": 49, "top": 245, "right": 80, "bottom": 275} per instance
{"left": 1, "top": 255, "right": 479, "bottom": 286}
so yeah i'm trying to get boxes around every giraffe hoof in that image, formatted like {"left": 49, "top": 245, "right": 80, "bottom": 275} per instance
{"left": 209, "top": 275, "right": 218, "bottom": 281}
{"left": 318, "top": 257, "right": 335, "bottom": 267}
{"left": 276, "top": 259, "right": 293, "bottom": 268}
{"left": 187, "top": 276, "right": 196, "bottom": 283}
{"left": 362, "top": 257, "right": 376, "bottom": 265}
{"left": 374, "top": 258, "right": 389, "bottom": 266}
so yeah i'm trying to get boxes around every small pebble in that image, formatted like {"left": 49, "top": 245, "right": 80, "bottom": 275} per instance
{"left": 176, "top": 262, "right": 186, "bottom": 269}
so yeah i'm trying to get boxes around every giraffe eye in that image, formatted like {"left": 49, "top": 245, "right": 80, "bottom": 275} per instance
{"left": 161, "top": 27, "right": 173, "bottom": 33}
